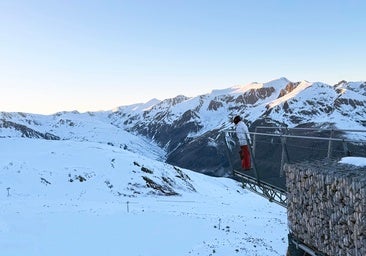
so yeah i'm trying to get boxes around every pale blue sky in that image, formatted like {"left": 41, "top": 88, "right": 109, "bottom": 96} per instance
{"left": 0, "top": 0, "right": 365, "bottom": 114}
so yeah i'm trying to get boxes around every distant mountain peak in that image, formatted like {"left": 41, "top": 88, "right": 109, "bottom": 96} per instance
{"left": 1, "top": 77, "right": 365, "bottom": 176}
{"left": 262, "top": 77, "right": 290, "bottom": 89}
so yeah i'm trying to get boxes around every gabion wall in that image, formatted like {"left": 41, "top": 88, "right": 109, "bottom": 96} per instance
{"left": 285, "top": 160, "right": 366, "bottom": 256}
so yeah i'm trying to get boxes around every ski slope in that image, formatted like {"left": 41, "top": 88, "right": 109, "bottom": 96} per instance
{"left": 0, "top": 138, "right": 288, "bottom": 256}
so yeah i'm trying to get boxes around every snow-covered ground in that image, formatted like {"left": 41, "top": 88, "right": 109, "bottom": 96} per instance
{"left": 339, "top": 156, "right": 366, "bottom": 167}
{"left": 0, "top": 138, "right": 288, "bottom": 256}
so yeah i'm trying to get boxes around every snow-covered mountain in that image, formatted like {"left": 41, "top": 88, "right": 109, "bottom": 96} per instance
{"left": 1, "top": 78, "right": 365, "bottom": 176}
{"left": 1, "top": 77, "right": 365, "bottom": 255}
{"left": 109, "top": 78, "right": 366, "bottom": 175}
{"left": 0, "top": 138, "right": 288, "bottom": 256}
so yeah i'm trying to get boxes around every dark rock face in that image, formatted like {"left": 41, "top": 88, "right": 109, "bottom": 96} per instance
{"left": 0, "top": 119, "right": 60, "bottom": 140}
{"left": 334, "top": 98, "right": 365, "bottom": 109}
{"left": 208, "top": 100, "right": 223, "bottom": 111}
{"left": 166, "top": 130, "right": 230, "bottom": 177}
{"left": 237, "top": 87, "right": 275, "bottom": 105}
{"left": 133, "top": 110, "right": 203, "bottom": 153}
{"left": 278, "top": 82, "right": 299, "bottom": 98}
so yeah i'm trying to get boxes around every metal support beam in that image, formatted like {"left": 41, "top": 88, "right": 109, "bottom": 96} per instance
{"left": 234, "top": 170, "right": 287, "bottom": 208}
{"left": 289, "top": 233, "right": 326, "bottom": 256}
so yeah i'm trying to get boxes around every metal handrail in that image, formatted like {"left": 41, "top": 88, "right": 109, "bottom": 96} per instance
{"left": 249, "top": 131, "right": 366, "bottom": 144}
{"left": 224, "top": 129, "right": 366, "bottom": 144}
{"left": 255, "top": 126, "right": 366, "bottom": 133}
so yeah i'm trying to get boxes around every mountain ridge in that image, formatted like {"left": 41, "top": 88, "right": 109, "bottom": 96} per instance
{"left": 1, "top": 77, "right": 366, "bottom": 176}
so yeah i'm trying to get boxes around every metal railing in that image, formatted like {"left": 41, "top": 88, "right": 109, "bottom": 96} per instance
{"left": 252, "top": 126, "right": 366, "bottom": 159}
{"left": 224, "top": 127, "right": 366, "bottom": 207}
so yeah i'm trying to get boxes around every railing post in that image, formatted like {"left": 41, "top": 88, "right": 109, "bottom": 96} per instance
{"left": 253, "top": 126, "right": 258, "bottom": 157}
{"left": 223, "top": 131, "right": 235, "bottom": 174}
{"left": 245, "top": 133, "right": 260, "bottom": 182}
{"left": 327, "top": 129, "right": 334, "bottom": 158}
{"left": 342, "top": 139, "right": 351, "bottom": 156}
{"left": 280, "top": 135, "right": 289, "bottom": 177}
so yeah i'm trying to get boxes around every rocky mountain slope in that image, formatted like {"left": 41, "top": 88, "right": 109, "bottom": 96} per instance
{"left": 109, "top": 78, "right": 366, "bottom": 175}
{"left": 1, "top": 78, "right": 366, "bottom": 176}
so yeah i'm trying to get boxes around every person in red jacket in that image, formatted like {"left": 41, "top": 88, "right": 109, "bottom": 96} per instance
{"left": 233, "top": 115, "right": 251, "bottom": 170}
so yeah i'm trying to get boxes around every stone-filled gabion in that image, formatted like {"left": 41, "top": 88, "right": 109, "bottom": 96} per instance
{"left": 285, "top": 160, "right": 366, "bottom": 256}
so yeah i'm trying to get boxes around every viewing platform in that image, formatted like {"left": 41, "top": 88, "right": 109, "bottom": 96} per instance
{"left": 224, "top": 127, "right": 366, "bottom": 256}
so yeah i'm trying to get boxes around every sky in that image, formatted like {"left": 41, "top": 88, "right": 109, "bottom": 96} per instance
{"left": 0, "top": 0, "right": 365, "bottom": 114}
